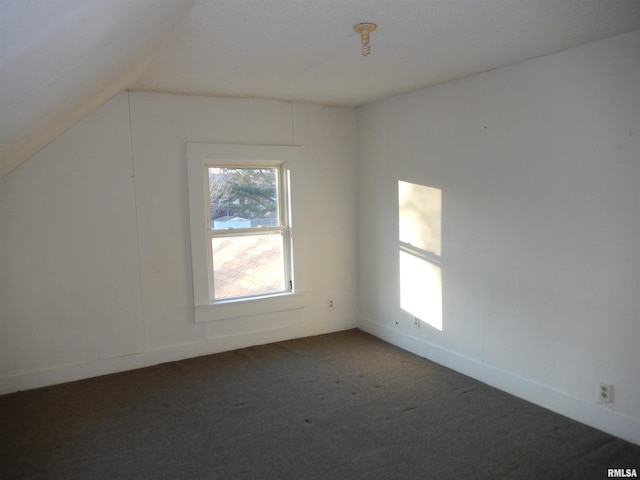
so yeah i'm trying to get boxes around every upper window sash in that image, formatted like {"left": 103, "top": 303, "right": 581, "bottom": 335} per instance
{"left": 206, "top": 163, "right": 284, "bottom": 232}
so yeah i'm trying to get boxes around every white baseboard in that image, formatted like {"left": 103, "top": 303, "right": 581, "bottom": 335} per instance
{"left": 0, "top": 323, "right": 321, "bottom": 396}
{"left": 3, "top": 317, "right": 637, "bottom": 445}
{"left": 358, "top": 316, "right": 640, "bottom": 446}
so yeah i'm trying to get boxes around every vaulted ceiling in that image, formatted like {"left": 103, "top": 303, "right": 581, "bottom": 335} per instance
{"left": 2, "top": 0, "right": 640, "bottom": 179}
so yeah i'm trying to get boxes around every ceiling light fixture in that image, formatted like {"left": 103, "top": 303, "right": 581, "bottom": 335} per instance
{"left": 353, "top": 23, "right": 377, "bottom": 56}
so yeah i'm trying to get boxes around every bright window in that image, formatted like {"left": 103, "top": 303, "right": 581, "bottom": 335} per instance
{"left": 187, "top": 144, "right": 303, "bottom": 323}
{"left": 207, "top": 165, "right": 290, "bottom": 300}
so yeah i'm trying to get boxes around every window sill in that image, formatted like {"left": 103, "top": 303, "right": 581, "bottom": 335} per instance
{"left": 194, "top": 291, "right": 306, "bottom": 324}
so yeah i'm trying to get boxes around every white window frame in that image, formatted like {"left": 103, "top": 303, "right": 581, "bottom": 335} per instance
{"left": 205, "top": 162, "right": 291, "bottom": 301}
{"left": 186, "top": 143, "right": 305, "bottom": 323}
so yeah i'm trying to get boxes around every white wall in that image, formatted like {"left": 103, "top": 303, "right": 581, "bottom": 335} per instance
{"left": 0, "top": 92, "right": 358, "bottom": 393}
{"left": 357, "top": 30, "right": 640, "bottom": 444}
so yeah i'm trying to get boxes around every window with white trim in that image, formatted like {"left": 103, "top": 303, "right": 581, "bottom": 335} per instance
{"left": 207, "top": 164, "right": 290, "bottom": 300}
{"left": 187, "top": 144, "right": 303, "bottom": 322}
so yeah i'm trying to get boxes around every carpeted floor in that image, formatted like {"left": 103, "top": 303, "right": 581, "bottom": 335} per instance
{"left": 1, "top": 329, "right": 638, "bottom": 479}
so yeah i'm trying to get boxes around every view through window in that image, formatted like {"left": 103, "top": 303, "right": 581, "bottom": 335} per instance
{"left": 207, "top": 166, "right": 291, "bottom": 301}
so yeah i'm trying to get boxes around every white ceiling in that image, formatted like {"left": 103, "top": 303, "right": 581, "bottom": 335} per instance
{"left": 132, "top": 0, "right": 640, "bottom": 107}
{"left": 2, "top": 0, "right": 640, "bottom": 179}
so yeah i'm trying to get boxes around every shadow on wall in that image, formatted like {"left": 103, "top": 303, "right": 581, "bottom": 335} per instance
{"left": 398, "top": 180, "right": 442, "bottom": 331}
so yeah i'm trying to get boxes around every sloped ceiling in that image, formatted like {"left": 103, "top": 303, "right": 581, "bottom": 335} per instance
{"left": 2, "top": 0, "right": 640, "bottom": 180}
{"left": 0, "top": 0, "right": 195, "bottom": 179}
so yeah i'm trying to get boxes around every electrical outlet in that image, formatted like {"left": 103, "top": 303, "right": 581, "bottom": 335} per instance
{"left": 414, "top": 317, "right": 420, "bottom": 328}
{"left": 327, "top": 299, "right": 334, "bottom": 310}
{"left": 597, "top": 383, "right": 614, "bottom": 405}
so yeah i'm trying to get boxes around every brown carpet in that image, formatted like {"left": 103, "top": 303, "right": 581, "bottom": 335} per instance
{"left": 1, "top": 329, "right": 638, "bottom": 479}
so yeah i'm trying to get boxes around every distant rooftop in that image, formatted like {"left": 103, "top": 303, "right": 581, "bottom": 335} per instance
{"left": 212, "top": 234, "right": 284, "bottom": 299}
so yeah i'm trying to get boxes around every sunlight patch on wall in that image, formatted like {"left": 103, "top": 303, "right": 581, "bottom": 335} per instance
{"left": 398, "top": 181, "right": 443, "bottom": 331}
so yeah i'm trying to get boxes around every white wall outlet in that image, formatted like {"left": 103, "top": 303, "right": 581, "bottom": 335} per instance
{"left": 414, "top": 317, "right": 420, "bottom": 328}
{"left": 327, "top": 299, "right": 334, "bottom": 309}
{"left": 597, "top": 383, "right": 614, "bottom": 405}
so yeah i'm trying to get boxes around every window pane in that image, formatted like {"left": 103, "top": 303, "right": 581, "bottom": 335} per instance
{"left": 211, "top": 234, "right": 285, "bottom": 300}
{"left": 208, "top": 167, "right": 279, "bottom": 230}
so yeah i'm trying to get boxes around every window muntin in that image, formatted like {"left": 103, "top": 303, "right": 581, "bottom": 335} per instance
{"left": 205, "top": 164, "right": 291, "bottom": 302}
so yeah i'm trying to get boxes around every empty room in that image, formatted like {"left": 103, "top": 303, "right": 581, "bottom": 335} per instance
{"left": 1, "top": 1, "right": 639, "bottom": 478}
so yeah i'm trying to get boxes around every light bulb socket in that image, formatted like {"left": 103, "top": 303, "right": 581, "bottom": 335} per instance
{"left": 354, "top": 23, "right": 377, "bottom": 56}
